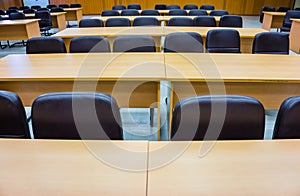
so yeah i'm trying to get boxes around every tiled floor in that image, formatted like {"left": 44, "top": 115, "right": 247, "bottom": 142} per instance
{"left": 0, "top": 16, "right": 296, "bottom": 140}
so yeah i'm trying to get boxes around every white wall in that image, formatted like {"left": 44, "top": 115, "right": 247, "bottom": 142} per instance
{"left": 23, "top": 0, "right": 49, "bottom": 7}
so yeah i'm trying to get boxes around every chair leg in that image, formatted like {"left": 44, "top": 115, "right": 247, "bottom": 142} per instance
{"left": 0, "top": 41, "right": 7, "bottom": 49}
{"left": 150, "top": 108, "right": 154, "bottom": 127}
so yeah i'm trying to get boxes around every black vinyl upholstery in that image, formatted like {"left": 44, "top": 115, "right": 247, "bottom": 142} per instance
{"left": 155, "top": 4, "right": 167, "bottom": 10}
{"left": 47, "top": 4, "right": 57, "bottom": 9}
{"left": 23, "top": 8, "right": 36, "bottom": 14}
{"left": 26, "top": 37, "right": 66, "bottom": 54}
{"left": 9, "top": 12, "right": 25, "bottom": 20}
{"left": 280, "top": 10, "right": 300, "bottom": 32}
{"left": 0, "top": 91, "right": 30, "bottom": 138}
{"left": 259, "top": 6, "right": 275, "bottom": 23}
{"left": 32, "top": 92, "right": 123, "bottom": 140}
{"left": 273, "top": 96, "right": 300, "bottom": 139}
{"left": 101, "top": 10, "right": 119, "bottom": 16}
{"left": 35, "top": 10, "right": 52, "bottom": 35}
{"left": 133, "top": 17, "right": 159, "bottom": 26}
{"left": 19, "top": 6, "right": 30, "bottom": 10}
{"left": 277, "top": 7, "right": 289, "bottom": 12}
{"left": 121, "top": 9, "right": 139, "bottom": 16}
{"left": 171, "top": 95, "right": 265, "bottom": 140}
{"left": 0, "top": 10, "right": 6, "bottom": 15}
{"left": 70, "top": 4, "right": 82, "bottom": 8}
{"left": 200, "top": 5, "right": 215, "bottom": 10}
{"left": 189, "top": 9, "right": 207, "bottom": 16}
{"left": 183, "top": 4, "right": 198, "bottom": 10}
{"left": 219, "top": 15, "right": 243, "bottom": 27}
{"left": 58, "top": 4, "right": 69, "bottom": 8}
{"left": 127, "top": 4, "right": 141, "bottom": 10}
{"left": 252, "top": 32, "right": 289, "bottom": 54}
{"left": 164, "top": 32, "right": 203, "bottom": 52}
{"left": 168, "top": 9, "right": 187, "bottom": 16}
{"left": 105, "top": 18, "right": 130, "bottom": 27}
{"left": 210, "top": 10, "right": 229, "bottom": 16}
{"left": 113, "top": 35, "right": 156, "bottom": 52}
{"left": 50, "top": 7, "right": 64, "bottom": 12}
{"left": 166, "top": 5, "right": 181, "bottom": 10}
{"left": 168, "top": 17, "right": 193, "bottom": 26}
{"left": 141, "top": 10, "right": 159, "bottom": 16}
{"left": 193, "top": 16, "right": 216, "bottom": 27}
{"left": 79, "top": 19, "right": 104, "bottom": 27}
{"left": 70, "top": 36, "right": 110, "bottom": 53}
{"left": 112, "top": 5, "right": 126, "bottom": 10}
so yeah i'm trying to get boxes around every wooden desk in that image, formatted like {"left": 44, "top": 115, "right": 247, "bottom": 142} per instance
{"left": 0, "top": 19, "right": 40, "bottom": 40}
{"left": 290, "top": 19, "right": 300, "bottom": 53}
{"left": 148, "top": 140, "right": 300, "bottom": 195}
{"left": 54, "top": 27, "right": 165, "bottom": 52}
{"left": 165, "top": 53, "right": 300, "bottom": 110}
{"left": 64, "top": 8, "right": 83, "bottom": 22}
{"left": 0, "top": 139, "right": 148, "bottom": 195}
{"left": 262, "top": 12, "right": 285, "bottom": 31}
{"left": 164, "top": 27, "right": 267, "bottom": 53}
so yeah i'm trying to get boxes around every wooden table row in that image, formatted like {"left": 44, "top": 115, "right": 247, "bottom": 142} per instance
{"left": 1, "top": 138, "right": 300, "bottom": 195}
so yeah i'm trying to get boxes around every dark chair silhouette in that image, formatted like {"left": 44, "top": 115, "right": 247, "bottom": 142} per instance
{"left": 168, "top": 17, "right": 193, "bottom": 26}
{"left": 295, "top": 7, "right": 300, "bottom": 11}
{"left": 32, "top": 92, "right": 123, "bottom": 140}
{"left": 6, "top": 9, "right": 18, "bottom": 15}
{"left": 105, "top": 18, "right": 130, "bottom": 27}
{"left": 26, "top": 37, "right": 66, "bottom": 54}
{"left": 193, "top": 16, "right": 216, "bottom": 27}
{"left": 127, "top": 4, "right": 141, "bottom": 10}
{"left": 206, "top": 29, "right": 241, "bottom": 53}
{"left": 0, "top": 10, "right": 6, "bottom": 15}
{"left": 210, "top": 10, "right": 229, "bottom": 16}
{"left": 164, "top": 32, "right": 203, "bottom": 52}
{"left": 70, "top": 36, "right": 110, "bottom": 53}
{"left": 277, "top": 7, "right": 289, "bottom": 12}
{"left": 189, "top": 9, "right": 207, "bottom": 16}
{"left": 35, "top": 10, "right": 52, "bottom": 36}
{"left": 121, "top": 9, "right": 139, "bottom": 16}
{"left": 101, "top": 10, "right": 119, "bottom": 16}
{"left": 23, "top": 8, "right": 36, "bottom": 14}
{"left": 141, "top": 10, "right": 159, "bottom": 16}
{"left": 113, "top": 35, "right": 156, "bottom": 52}
{"left": 219, "top": 15, "right": 243, "bottom": 27}
{"left": 273, "top": 96, "right": 300, "bottom": 139}
{"left": 133, "top": 17, "right": 159, "bottom": 26}
{"left": 0, "top": 91, "right": 30, "bottom": 138}
{"left": 280, "top": 10, "right": 300, "bottom": 32}
{"left": 155, "top": 4, "right": 167, "bottom": 10}
{"left": 166, "top": 5, "right": 180, "bottom": 10}
{"left": 112, "top": 5, "right": 126, "bottom": 10}
{"left": 50, "top": 7, "right": 64, "bottom": 12}
{"left": 169, "top": 9, "right": 187, "bottom": 16}
{"left": 9, "top": 6, "right": 18, "bottom": 10}
{"left": 252, "top": 32, "right": 289, "bottom": 54}
{"left": 19, "top": 6, "right": 30, "bottom": 10}
{"left": 259, "top": 6, "right": 275, "bottom": 23}
{"left": 183, "top": 4, "right": 198, "bottom": 10}
{"left": 171, "top": 95, "right": 265, "bottom": 140}
{"left": 200, "top": 5, "right": 215, "bottom": 10}
{"left": 59, "top": 4, "right": 69, "bottom": 8}
{"left": 70, "top": 4, "right": 82, "bottom": 8}
{"left": 47, "top": 4, "right": 57, "bottom": 9}
{"left": 79, "top": 19, "right": 104, "bottom": 27}
{"left": 37, "top": 8, "right": 49, "bottom": 11}
{"left": 0, "top": 15, "right": 2, "bottom": 20}
{"left": 8, "top": 12, "right": 26, "bottom": 47}
{"left": 31, "top": 5, "right": 41, "bottom": 10}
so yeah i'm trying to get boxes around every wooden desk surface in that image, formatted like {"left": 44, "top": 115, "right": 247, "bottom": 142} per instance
{"left": 290, "top": 19, "right": 300, "bottom": 53}
{"left": 148, "top": 140, "right": 300, "bottom": 195}
{"left": 0, "top": 139, "right": 148, "bottom": 195}
{"left": 0, "top": 19, "right": 40, "bottom": 26}
{"left": 263, "top": 11, "right": 286, "bottom": 16}
{"left": 64, "top": 7, "right": 83, "bottom": 11}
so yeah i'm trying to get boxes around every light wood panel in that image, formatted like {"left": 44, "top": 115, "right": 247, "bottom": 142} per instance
{"left": 290, "top": 19, "right": 300, "bottom": 53}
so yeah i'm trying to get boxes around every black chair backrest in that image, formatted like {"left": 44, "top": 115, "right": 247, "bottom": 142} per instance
{"left": 19, "top": 6, "right": 30, "bottom": 10}
{"left": 105, "top": 18, "right": 131, "bottom": 27}
{"left": 0, "top": 15, "right": 2, "bottom": 20}
{"left": 183, "top": 4, "right": 198, "bottom": 10}
{"left": 166, "top": 5, "right": 181, "bottom": 10}
{"left": 9, "top": 12, "right": 25, "bottom": 20}
{"left": 23, "top": 8, "right": 36, "bottom": 14}
{"left": 259, "top": 6, "right": 275, "bottom": 23}
{"left": 133, "top": 17, "right": 159, "bottom": 26}
{"left": 70, "top": 4, "right": 82, "bottom": 8}
{"left": 79, "top": 19, "right": 104, "bottom": 27}
{"left": 171, "top": 95, "right": 265, "bottom": 140}
{"left": 252, "top": 32, "right": 289, "bottom": 54}
{"left": 206, "top": 29, "right": 241, "bottom": 53}
{"left": 32, "top": 92, "right": 123, "bottom": 140}
{"left": 168, "top": 9, "right": 187, "bottom": 16}
{"left": 31, "top": 5, "right": 41, "bottom": 10}
{"left": 121, "top": 9, "right": 139, "bottom": 16}
{"left": 112, "top": 5, "right": 126, "bottom": 10}
{"left": 0, "top": 10, "right": 6, "bottom": 15}
{"left": 210, "top": 10, "right": 229, "bottom": 16}
{"left": 113, "top": 35, "right": 156, "bottom": 52}
{"left": 70, "top": 36, "right": 111, "bottom": 53}
{"left": 50, "top": 7, "right": 64, "bottom": 12}
{"left": 35, "top": 10, "right": 52, "bottom": 28}
{"left": 280, "top": 10, "right": 300, "bottom": 32}
{"left": 168, "top": 17, "right": 194, "bottom": 26}
{"left": 0, "top": 91, "right": 30, "bottom": 138}
{"left": 189, "top": 9, "right": 208, "bottom": 16}
{"left": 59, "top": 4, "right": 69, "bottom": 8}
{"left": 26, "top": 37, "right": 66, "bottom": 54}
{"left": 277, "top": 7, "right": 289, "bottom": 12}
{"left": 9, "top": 6, "right": 18, "bottom": 10}
{"left": 141, "top": 9, "right": 159, "bottom": 16}
{"left": 101, "top": 10, "right": 119, "bottom": 16}
{"left": 47, "top": 4, "right": 57, "bottom": 9}
{"left": 6, "top": 9, "right": 18, "bottom": 15}
{"left": 155, "top": 4, "right": 167, "bottom": 10}
{"left": 127, "top": 4, "right": 141, "bottom": 10}
{"left": 193, "top": 16, "right": 216, "bottom": 27}
{"left": 164, "top": 32, "right": 203, "bottom": 52}
{"left": 37, "top": 8, "right": 49, "bottom": 11}
{"left": 295, "top": 7, "right": 300, "bottom": 10}
{"left": 219, "top": 15, "right": 243, "bottom": 28}
{"left": 200, "top": 4, "right": 215, "bottom": 10}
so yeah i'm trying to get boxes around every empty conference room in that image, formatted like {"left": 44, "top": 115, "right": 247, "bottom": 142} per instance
{"left": 1, "top": 0, "right": 300, "bottom": 194}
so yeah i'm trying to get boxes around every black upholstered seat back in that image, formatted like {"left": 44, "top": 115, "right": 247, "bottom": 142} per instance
{"left": 133, "top": 17, "right": 159, "bottom": 26}
{"left": 26, "top": 37, "right": 66, "bottom": 54}
{"left": 106, "top": 18, "right": 130, "bottom": 27}
{"left": 183, "top": 4, "right": 198, "bottom": 10}
{"left": 164, "top": 32, "right": 203, "bottom": 52}
{"left": 155, "top": 4, "right": 167, "bottom": 10}
{"left": 219, "top": 15, "right": 243, "bottom": 28}
{"left": 168, "top": 9, "right": 187, "bottom": 16}
{"left": 70, "top": 36, "right": 110, "bottom": 53}
{"left": 166, "top": 5, "right": 181, "bottom": 10}
{"left": 127, "top": 4, "right": 141, "bottom": 10}
{"left": 113, "top": 35, "right": 156, "bottom": 52}
{"left": 141, "top": 10, "right": 159, "bottom": 16}
{"left": 79, "top": 19, "right": 104, "bottom": 27}
{"left": 259, "top": 6, "right": 275, "bottom": 23}
{"left": 121, "top": 9, "right": 139, "bottom": 16}
{"left": 168, "top": 17, "right": 194, "bottom": 26}
{"left": 112, "top": 5, "right": 126, "bottom": 10}
{"left": 252, "top": 32, "right": 289, "bottom": 54}
{"left": 101, "top": 10, "right": 119, "bottom": 16}
{"left": 189, "top": 9, "right": 207, "bottom": 16}
{"left": 280, "top": 10, "right": 300, "bottom": 32}
{"left": 210, "top": 10, "right": 229, "bottom": 16}
{"left": 193, "top": 16, "right": 216, "bottom": 27}
{"left": 200, "top": 5, "right": 215, "bottom": 10}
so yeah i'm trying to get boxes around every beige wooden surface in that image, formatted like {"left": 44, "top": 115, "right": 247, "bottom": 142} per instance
{"left": 290, "top": 19, "right": 300, "bottom": 53}
{"left": 64, "top": 8, "right": 83, "bottom": 22}
{"left": 148, "top": 140, "right": 300, "bottom": 195}
{"left": 262, "top": 11, "right": 285, "bottom": 31}
{"left": 0, "top": 19, "right": 41, "bottom": 40}
{"left": 0, "top": 139, "right": 148, "bottom": 195}
{"left": 165, "top": 53, "right": 300, "bottom": 109}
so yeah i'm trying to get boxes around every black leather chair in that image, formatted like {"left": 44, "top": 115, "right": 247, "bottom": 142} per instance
{"left": 101, "top": 10, "right": 119, "bottom": 16}
{"left": 9, "top": 6, "right": 19, "bottom": 10}
{"left": 210, "top": 10, "right": 229, "bottom": 16}
{"left": 206, "top": 29, "right": 241, "bottom": 53}
{"left": 166, "top": 5, "right": 181, "bottom": 10}
{"left": 252, "top": 32, "right": 289, "bottom": 54}
{"left": 219, "top": 15, "right": 243, "bottom": 28}
{"left": 141, "top": 10, "right": 159, "bottom": 16}
{"left": 155, "top": 4, "right": 167, "bottom": 10}
{"left": 189, "top": 9, "right": 207, "bottom": 16}
{"left": 70, "top": 36, "right": 110, "bottom": 53}
{"left": 113, "top": 35, "right": 156, "bottom": 52}
{"left": 32, "top": 92, "right": 123, "bottom": 140}
{"left": 273, "top": 96, "right": 300, "bottom": 139}
{"left": 19, "top": 6, "right": 30, "bottom": 10}
{"left": 0, "top": 90, "right": 30, "bottom": 138}
{"left": 133, "top": 17, "right": 159, "bottom": 26}
{"left": 200, "top": 5, "right": 215, "bottom": 10}
{"left": 31, "top": 5, "right": 42, "bottom": 10}
{"left": 127, "top": 4, "right": 141, "bottom": 10}
{"left": 37, "top": 8, "right": 49, "bottom": 11}
{"left": 121, "top": 9, "right": 139, "bottom": 16}
{"left": 105, "top": 18, "right": 131, "bottom": 27}
{"left": 47, "top": 4, "right": 57, "bottom": 9}
{"left": 112, "top": 5, "right": 126, "bottom": 10}
{"left": 23, "top": 8, "right": 36, "bottom": 14}
{"left": 280, "top": 10, "right": 300, "bottom": 32}
{"left": 193, "top": 16, "right": 216, "bottom": 27}
{"left": 50, "top": 7, "right": 64, "bottom": 12}
{"left": 164, "top": 32, "right": 203, "bottom": 52}
{"left": 259, "top": 6, "right": 275, "bottom": 23}
{"left": 171, "top": 95, "right": 265, "bottom": 140}
{"left": 70, "top": 4, "right": 82, "bottom": 8}
{"left": 35, "top": 10, "right": 52, "bottom": 36}
{"left": 58, "top": 4, "right": 69, "bottom": 8}
{"left": 168, "top": 17, "right": 193, "bottom": 26}
{"left": 277, "top": 7, "right": 289, "bottom": 12}
{"left": 26, "top": 37, "right": 66, "bottom": 54}
{"left": 183, "top": 4, "right": 198, "bottom": 10}
{"left": 0, "top": 10, "right": 6, "bottom": 15}
{"left": 79, "top": 19, "right": 104, "bottom": 27}
{"left": 6, "top": 9, "right": 18, "bottom": 15}
{"left": 168, "top": 9, "right": 187, "bottom": 16}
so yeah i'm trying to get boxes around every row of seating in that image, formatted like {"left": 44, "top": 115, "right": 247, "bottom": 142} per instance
{"left": 80, "top": 16, "right": 242, "bottom": 28}
{"left": 0, "top": 90, "right": 299, "bottom": 140}
{"left": 26, "top": 31, "right": 289, "bottom": 54}
{"left": 5, "top": 3, "right": 81, "bottom": 11}
{"left": 112, "top": 4, "right": 216, "bottom": 10}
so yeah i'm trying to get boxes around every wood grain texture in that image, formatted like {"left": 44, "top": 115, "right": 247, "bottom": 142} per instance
{"left": 290, "top": 19, "right": 300, "bottom": 53}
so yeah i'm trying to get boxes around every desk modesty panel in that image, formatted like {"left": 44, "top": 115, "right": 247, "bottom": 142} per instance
{"left": 262, "top": 11, "right": 286, "bottom": 31}
{"left": 290, "top": 19, "right": 300, "bottom": 53}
